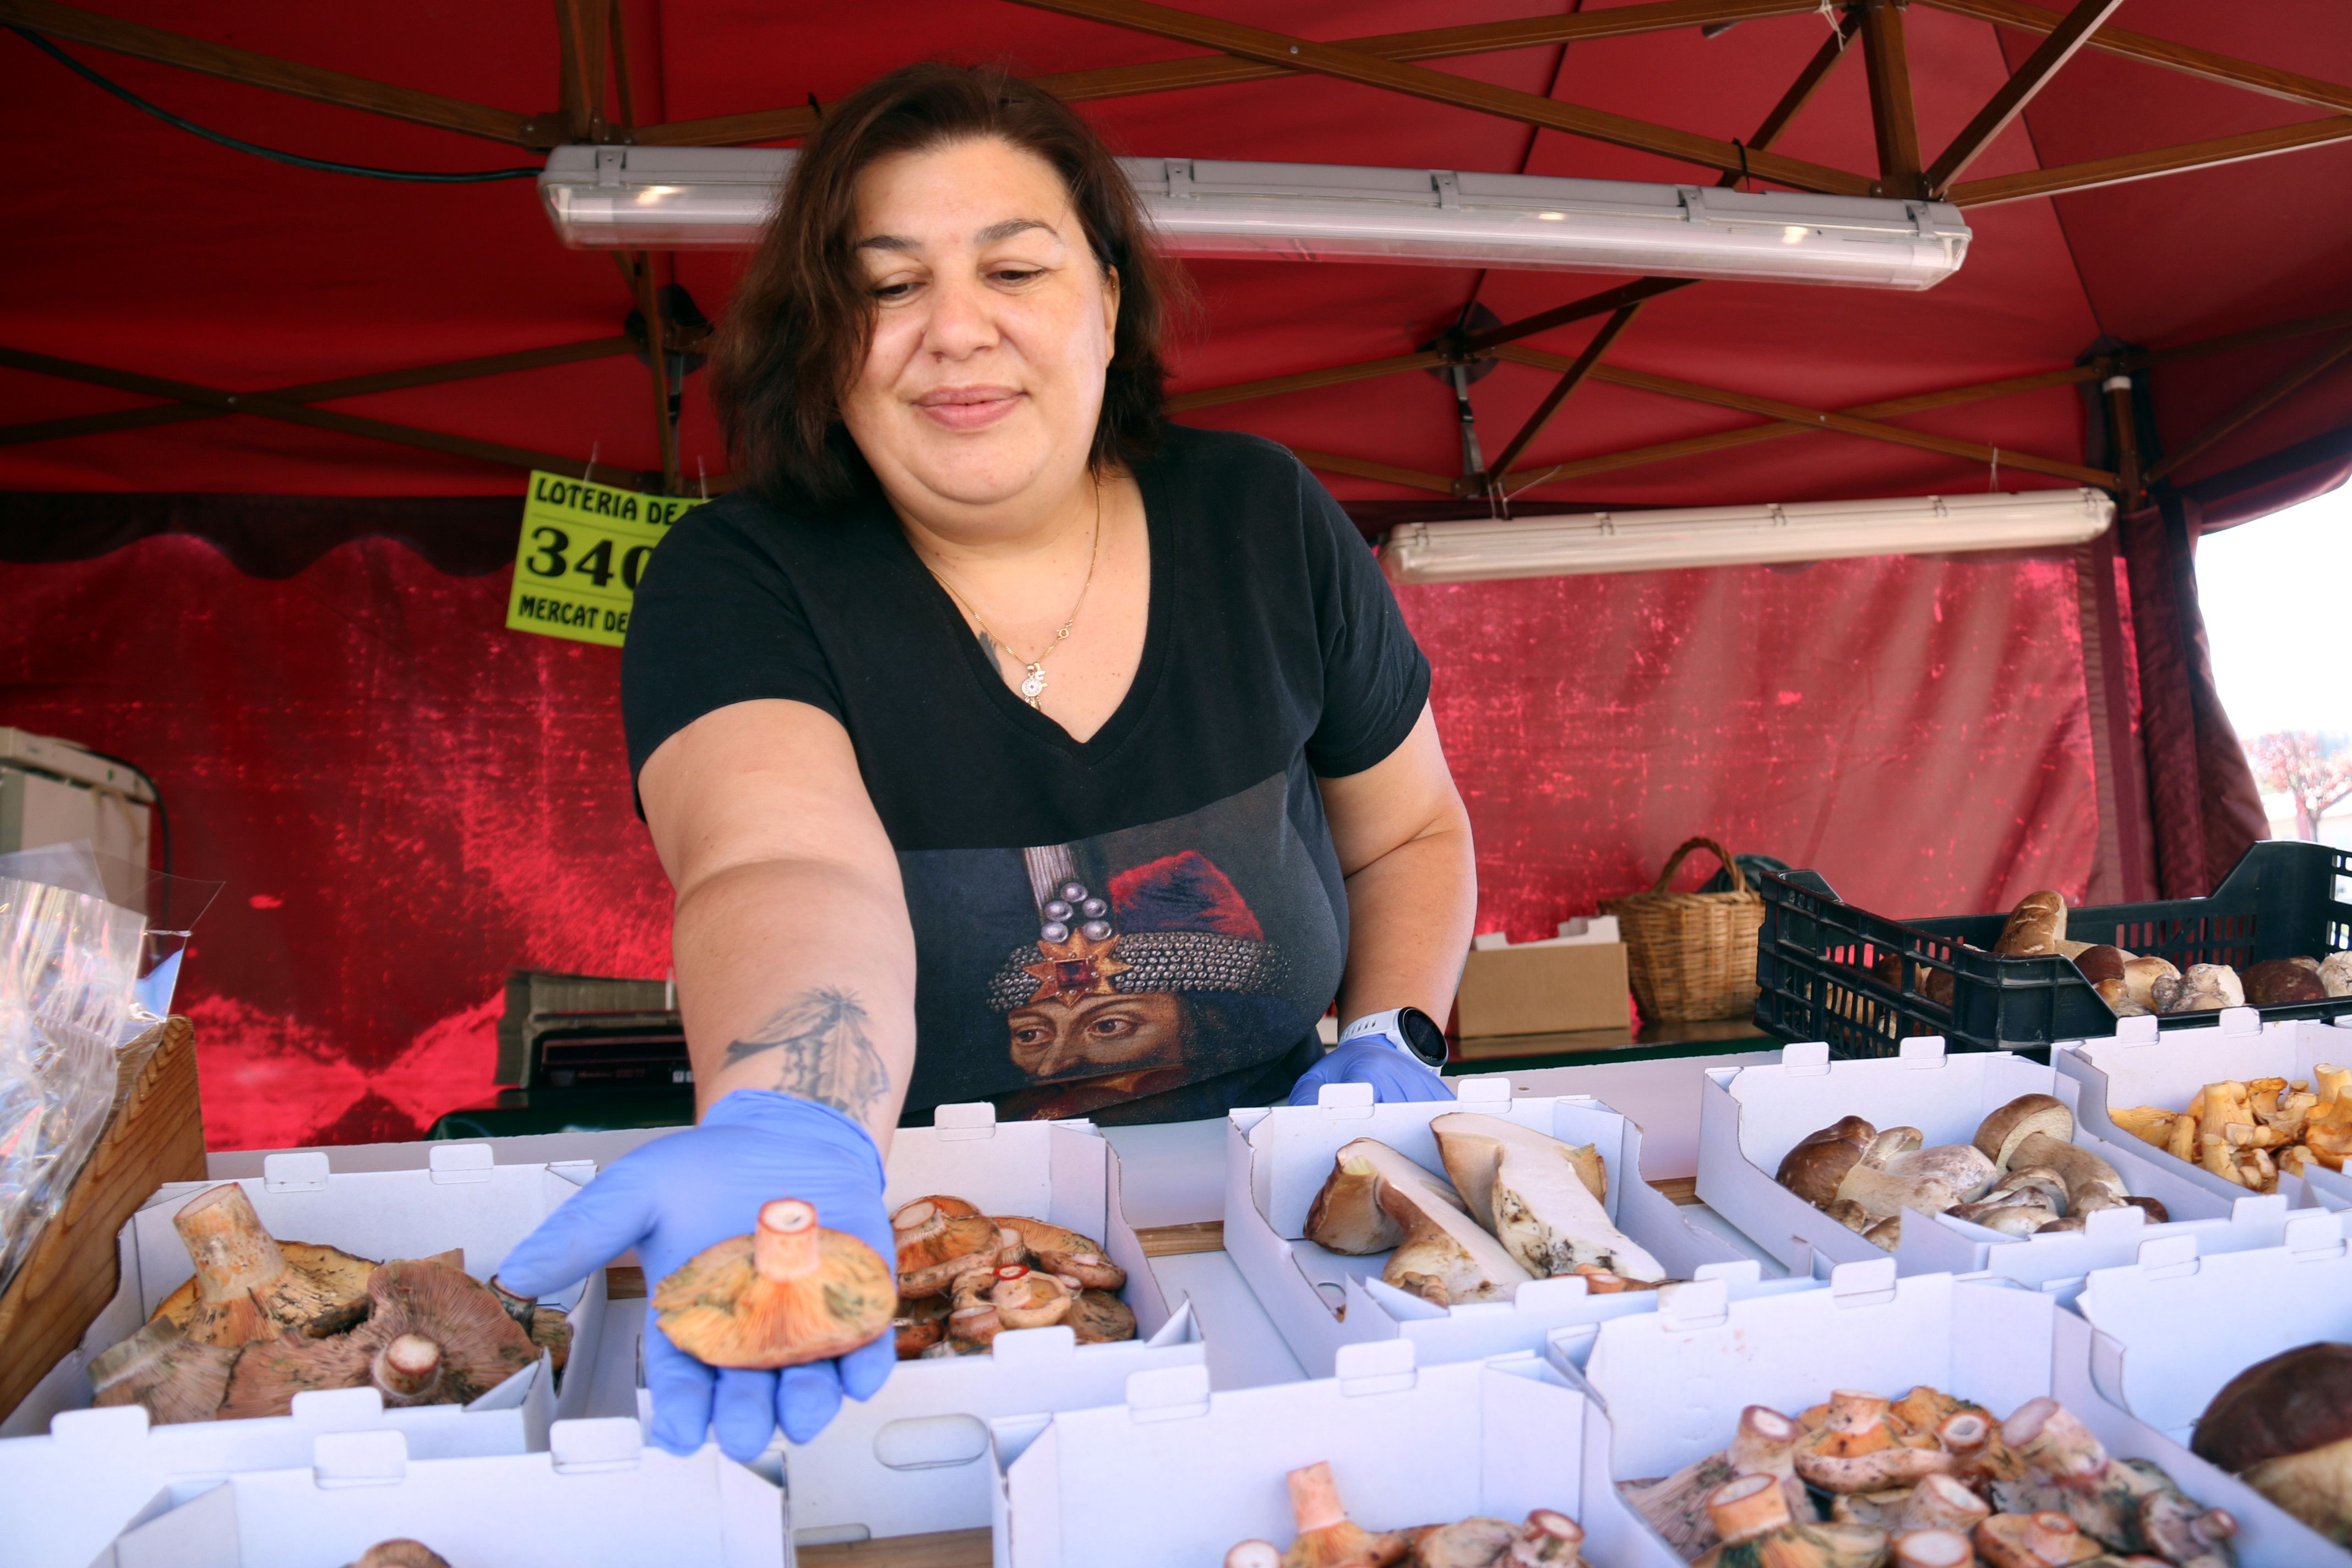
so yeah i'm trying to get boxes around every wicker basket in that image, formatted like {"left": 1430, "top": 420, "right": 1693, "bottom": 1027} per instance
{"left": 1600, "top": 836, "right": 1766, "bottom": 1022}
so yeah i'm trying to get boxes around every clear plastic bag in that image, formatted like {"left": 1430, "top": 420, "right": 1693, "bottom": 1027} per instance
{"left": 0, "top": 872, "right": 144, "bottom": 1296}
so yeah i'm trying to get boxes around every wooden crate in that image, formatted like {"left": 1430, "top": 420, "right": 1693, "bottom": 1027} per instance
{"left": 0, "top": 1016, "right": 206, "bottom": 1423}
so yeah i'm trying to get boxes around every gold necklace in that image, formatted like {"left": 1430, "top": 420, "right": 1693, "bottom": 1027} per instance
{"left": 926, "top": 482, "right": 1103, "bottom": 708}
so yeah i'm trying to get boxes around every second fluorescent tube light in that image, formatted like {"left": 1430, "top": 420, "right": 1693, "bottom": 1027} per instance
{"left": 540, "top": 148, "right": 1971, "bottom": 289}
{"left": 1379, "top": 490, "right": 2116, "bottom": 584}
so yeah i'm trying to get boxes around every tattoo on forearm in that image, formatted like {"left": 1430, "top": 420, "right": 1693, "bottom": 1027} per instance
{"left": 722, "top": 988, "right": 891, "bottom": 1120}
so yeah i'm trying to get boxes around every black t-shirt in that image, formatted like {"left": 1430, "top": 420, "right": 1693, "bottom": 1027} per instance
{"left": 622, "top": 424, "right": 1431, "bottom": 1124}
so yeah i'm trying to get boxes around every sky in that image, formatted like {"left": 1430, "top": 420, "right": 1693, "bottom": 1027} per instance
{"left": 2196, "top": 479, "right": 2352, "bottom": 742}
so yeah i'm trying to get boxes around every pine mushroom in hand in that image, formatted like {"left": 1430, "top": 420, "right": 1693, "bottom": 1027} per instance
{"left": 654, "top": 1197, "right": 895, "bottom": 1369}
{"left": 2192, "top": 1339, "right": 2352, "bottom": 1544}
{"left": 994, "top": 1215, "right": 1126, "bottom": 1291}
{"left": 86, "top": 1316, "right": 239, "bottom": 1425}
{"left": 151, "top": 1183, "right": 377, "bottom": 1346}
{"left": 216, "top": 1257, "right": 538, "bottom": 1419}
{"left": 1304, "top": 1139, "right": 1530, "bottom": 1306}
{"left": 1430, "top": 1113, "right": 1664, "bottom": 1283}
{"left": 1278, "top": 1461, "right": 1411, "bottom": 1568}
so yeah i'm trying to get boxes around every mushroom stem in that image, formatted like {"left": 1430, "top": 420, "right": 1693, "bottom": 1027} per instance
{"left": 752, "top": 1199, "right": 821, "bottom": 1283}
{"left": 178, "top": 1184, "right": 290, "bottom": 1303}
{"left": 1507, "top": 1510, "right": 1585, "bottom": 1565}
{"left": 1705, "top": 1474, "right": 1792, "bottom": 1545}
{"left": 1288, "top": 1462, "right": 1347, "bottom": 1534}
{"left": 373, "top": 1334, "right": 443, "bottom": 1399}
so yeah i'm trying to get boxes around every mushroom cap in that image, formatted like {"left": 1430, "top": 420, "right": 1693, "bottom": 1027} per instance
{"left": 2071, "top": 945, "right": 2130, "bottom": 985}
{"left": 1067, "top": 1287, "right": 1136, "bottom": 1344}
{"left": 2245, "top": 959, "right": 2328, "bottom": 1007}
{"left": 88, "top": 1316, "right": 240, "bottom": 1424}
{"left": 994, "top": 1215, "right": 1125, "bottom": 1292}
{"left": 2193, "top": 1341, "right": 2352, "bottom": 1473}
{"left": 655, "top": 1206, "right": 896, "bottom": 1370}
{"left": 1860, "top": 1126, "right": 1927, "bottom": 1167}
{"left": 1777, "top": 1115, "right": 1880, "bottom": 1206}
{"left": 346, "top": 1543, "right": 451, "bottom": 1568}
{"left": 156, "top": 1184, "right": 378, "bottom": 1346}
{"left": 1995, "top": 890, "right": 2068, "bottom": 956}
{"left": 217, "top": 1259, "right": 540, "bottom": 1419}
{"left": 1973, "top": 1095, "right": 2074, "bottom": 1171}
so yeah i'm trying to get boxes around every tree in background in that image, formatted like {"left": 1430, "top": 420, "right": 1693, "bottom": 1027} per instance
{"left": 2247, "top": 731, "right": 2352, "bottom": 839}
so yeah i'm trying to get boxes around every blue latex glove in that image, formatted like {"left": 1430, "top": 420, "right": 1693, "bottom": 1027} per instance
{"left": 496, "top": 1090, "right": 895, "bottom": 1461}
{"left": 1288, "top": 1018, "right": 1455, "bottom": 1106}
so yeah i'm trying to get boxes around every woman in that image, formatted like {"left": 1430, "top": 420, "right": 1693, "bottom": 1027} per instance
{"left": 499, "top": 63, "right": 1476, "bottom": 1461}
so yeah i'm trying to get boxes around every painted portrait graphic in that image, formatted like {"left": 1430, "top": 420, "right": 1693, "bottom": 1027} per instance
{"left": 896, "top": 771, "right": 1346, "bottom": 1123}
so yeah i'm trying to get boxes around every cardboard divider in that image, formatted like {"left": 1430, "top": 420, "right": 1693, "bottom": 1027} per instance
{"left": 2074, "top": 1208, "right": 2352, "bottom": 1441}
{"left": 0, "top": 1153, "right": 605, "bottom": 1568}
{"left": 1551, "top": 1266, "right": 2350, "bottom": 1567}
{"left": 706, "top": 1107, "right": 1204, "bottom": 1546}
{"left": 2057, "top": 1012, "right": 2352, "bottom": 1207}
{"left": 1223, "top": 1077, "right": 1766, "bottom": 1379}
{"left": 89, "top": 1418, "right": 785, "bottom": 1568}
{"left": 1898, "top": 1188, "right": 2316, "bottom": 1301}
{"left": 989, "top": 1343, "right": 1647, "bottom": 1568}
{"left": 1695, "top": 1037, "right": 2232, "bottom": 1272}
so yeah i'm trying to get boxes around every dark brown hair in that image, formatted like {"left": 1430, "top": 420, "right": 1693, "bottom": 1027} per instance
{"left": 712, "top": 62, "right": 1185, "bottom": 506}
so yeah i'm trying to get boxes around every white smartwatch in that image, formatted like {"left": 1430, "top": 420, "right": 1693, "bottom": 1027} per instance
{"left": 1338, "top": 1006, "right": 1449, "bottom": 1069}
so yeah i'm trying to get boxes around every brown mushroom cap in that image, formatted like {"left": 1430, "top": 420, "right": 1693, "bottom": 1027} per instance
{"left": 87, "top": 1316, "right": 240, "bottom": 1425}
{"left": 216, "top": 1258, "right": 540, "bottom": 1419}
{"left": 154, "top": 1184, "right": 378, "bottom": 1346}
{"left": 655, "top": 1198, "right": 897, "bottom": 1369}
{"left": 1995, "top": 890, "right": 2068, "bottom": 956}
{"left": 1776, "top": 1115, "right": 1880, "bottom": 1206}
{"left": 1972, "top": 1095, "right": 2074, "bottom": 1172}
{"left": 891, "top": 1196, "right": 1006, "bottom": 1298}
{"left": 993, "top": 1215, "right": 1126, "bottom": 1292}
{"left": 2245, "top": 959, "right": 2329, "bottom": 1007}
{"left": 2071, "top": 945, "right": 2130, "bottom": 986}
{"left": 345, "top": 1543, "right": 451, "bottom": 1568}
{"left": 2193, "top": 1341, "right": 2352, "bottom": 1473}
{"left": 1066, "top": 1287, "right": 1136, "bottom": 1344}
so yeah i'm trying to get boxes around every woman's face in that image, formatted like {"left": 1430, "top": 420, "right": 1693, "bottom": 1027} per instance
{"left": 841, "top": 137, "right": 1119, "bottom": 519}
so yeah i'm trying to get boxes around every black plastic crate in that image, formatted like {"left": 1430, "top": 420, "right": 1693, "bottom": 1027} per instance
{"left": 1752, "top": 840, "right": 2352, "bottom": 1057}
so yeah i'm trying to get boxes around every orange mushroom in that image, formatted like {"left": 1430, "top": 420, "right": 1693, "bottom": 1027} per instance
{"left": 654, "top": 1198, "right": 895, "bottom": 1369}
{"left": 151, "top": 1184, "right": 377, "bottom": 1346}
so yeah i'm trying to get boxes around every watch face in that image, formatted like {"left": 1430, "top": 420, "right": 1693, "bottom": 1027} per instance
{"left": 1397, "top": 1006, "right": 1447, "bottom": 1066}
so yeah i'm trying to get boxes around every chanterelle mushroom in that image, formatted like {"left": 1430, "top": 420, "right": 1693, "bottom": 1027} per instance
{"left": 1303, "top": 1139, "right": 1530, "bottom": 1306}
{"left": 1973, "top": 1096, "right": 2074, "bottom": 1173}
{"left": 151, "top": 1183, "right": 377, "bottom": 1346}
{"left": 216, "top": 1257, "right": 539, "bottom": 1419}
{"left": 1776, "top": 1116, "right": 1879, "bottom": 1207}
{"left": 653, "top": 1197, "right": 896, "bottom": 1369}
{"left": 1429, "top": 1113, "right": 1664, "bottom": 1283}
{"left": 2192, "top": 1340, "right": 2352, "bottom": 1544}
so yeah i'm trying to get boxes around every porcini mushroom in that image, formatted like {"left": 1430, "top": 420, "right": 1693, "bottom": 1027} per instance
{"left": 1430, "top": 1113, "right": 1664, "bottom": 1283}
{"left": 86, "top": 1316, "right": 239, "bottom": 1425}
{"left": 1831, "top": 1131, "right": 1998, "bottom": 1221}
{"left": 1278, "top": 1462, "right": 1411, "bottom": 1568}
{"left": 1974, "top": 1097, "right": 2075, "bottom": 1173}
{"left": 2154, "top": 964, "right": 2244, "bottom": 1014}
{"left": 1303, "top": 1139, "right": 1530, "bottom": 1307}
{"left": 151, "top": 1183, "right": 377, "bottom": 1346}
{"left": 892, "top": 1196, "right": 1006, "bottom": 1298}
{"left": 2192, "top": 1340, "right": 2352, "bottom": 1544}
{"left": 1776, "top": 1116, "right": 1879, "bottom": 1207}
{"left": 344, "top": 1543, "right": 451, "bottom": 1568}
{"left": 1948, "top": 1168, "right": 2071, "bottom": 1236}
{"left": 2242, "top": 959, "right": 2326, "bottom": 1007}
{"left": 993, "top": 1215, "right": 1126, "bottom": 1292}
{"left": 652, "top": 1197, "right": 895, "bottom": 1369}
{"left": 1996, "top": 891, "right": 2069, "bottom": 957}
{"left": 2120, "top": 956, "right": 2180, "bottom": 1014}
{"left": 2321, "top": 954, "right": 2352, "bottom": 999}
{"left": 2008, "top": 1134, "right": 2128, "bottom": 1216}
{"left": 215, "top": 1257, "right": 539, "bottom": 1419}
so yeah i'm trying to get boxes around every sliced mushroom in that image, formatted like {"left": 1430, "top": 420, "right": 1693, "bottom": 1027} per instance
{"left": 1430, "top": 1113, "right": 1664, "bottom": 1283}
{"left": 1304, "top": 1139, "right": 1530, "bottom": 1307}
{"left": 1776, "top": 1116, "right": 1879, "bottom": 1207}
{"left": 87, "top": 1317, "right": 239, "bottom": 1425}
{"left": 1948, "top": 1167, "right": 2070, "bottom": 1235}
{"left": 152, "top": 1184, "right": 377, "bottom": 1346}
{"left": 652, "top": 1198, "right": 896, "bottom": 1369}
{"left": 1973, "top": 1096, "right": 2073, "bottom": 1173}
{"left": 1833, "top": 1135, "right": 1999, "bottom": 1221}
{"left": 216, "top": 1258, "right": 539, "bottom": 1419}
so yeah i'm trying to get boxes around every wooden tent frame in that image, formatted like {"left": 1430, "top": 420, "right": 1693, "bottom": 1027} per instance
{"left": 2, "top": 0, "right": 2348, "bottom": 504}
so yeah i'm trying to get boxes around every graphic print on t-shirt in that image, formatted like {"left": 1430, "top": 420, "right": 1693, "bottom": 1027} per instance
{"left": 895, "top": 768, "right": 1344, "bottom": 1123}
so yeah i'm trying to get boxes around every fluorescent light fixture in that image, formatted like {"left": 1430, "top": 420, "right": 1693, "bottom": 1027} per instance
{"left": 1380, "top": 489, "right": 2116, "bottom": 584}
{"left": 539, "top": 147, "right": 1971, "bottom": 289}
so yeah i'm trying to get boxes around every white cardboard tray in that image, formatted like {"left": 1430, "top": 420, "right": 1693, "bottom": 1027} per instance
{"left": 2075, "top": 1207, "right": 2352, "bottom": 1449}
{"left": 1899, "top": 1188, "right": 2317, "bottom": 1302}
{"left": 89, "top": 1418, "right": 784, "bottom": 1568}
{"left": 2056, "top": 1011, "right": 2352, "bottom": 1208}
{"left": 1549, "top": 1264, "right": 2348, "bottom": 1567}
{"left": 696, "top": 1106, "right": 1202, "bottom": 1547}
{"left": 1224, "top": 1077, "right": 1761, "bottom": 1379}
{"left": 989, "top": 1342, "right": 1651, "bottom": 1568}
{"left": 1, "top": 1152, "right": 605, "bottom": 1568}
{"left": 1695, "top": 1037, "right": 2231, "bottom": 1271}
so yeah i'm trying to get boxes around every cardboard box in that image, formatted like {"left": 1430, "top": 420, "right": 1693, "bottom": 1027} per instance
{"left": 1456, "top": 940, "right": 1630, "bottom": 1037}
{"left": 2075, "top": 1208, "right": 2352, "bottom": 1445}
{"left": 988, "top": 1342, "right": 1649, "bottom": 1568}
{"left": 1695, "top": 1037, "right": 2231, "bottom": 1272}
{"left": 1551, "top": 1263, "right": 2345, "bottom": 1567}
{"left": 2057, "top": 1011, "right": 2352, "bottom": 1208}
{"left": 707, "top": 1106, "right": 1202, "bottom": 1547}
{"left": 90, "top": 1418, "right": 784, "bottom": 1568}
{"left": 1224, "top": 1077, "right": 1761, "bottom": 1378}
{"left": 0, "top": 1150, "right": 606, "bottom": 1568}
{"left": 1897, "top": 1188, "right": 2318, "bottom": 1300}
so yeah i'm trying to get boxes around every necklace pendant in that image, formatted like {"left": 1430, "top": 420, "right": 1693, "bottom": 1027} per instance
{"left": 1019, "top": 666, "right": 1048, "bottom": 704}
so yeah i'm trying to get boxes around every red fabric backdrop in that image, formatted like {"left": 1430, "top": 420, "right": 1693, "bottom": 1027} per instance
{"left": 0, "top": 529, "right": 2103, "bottom": 1151}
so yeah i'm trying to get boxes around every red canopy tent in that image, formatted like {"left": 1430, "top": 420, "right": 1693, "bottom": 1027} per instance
{"left": 2, "top": 0, "right": 2346, "bottom": 1146}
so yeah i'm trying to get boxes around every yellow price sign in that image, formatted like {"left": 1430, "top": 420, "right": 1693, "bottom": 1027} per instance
{"left": 505, "top": 471, "right": 699, "bottom": 647}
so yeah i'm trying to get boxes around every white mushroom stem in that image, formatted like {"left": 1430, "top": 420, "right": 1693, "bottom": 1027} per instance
{"left": 373, "top": 1334, "right": 443, "bottom": 1399}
